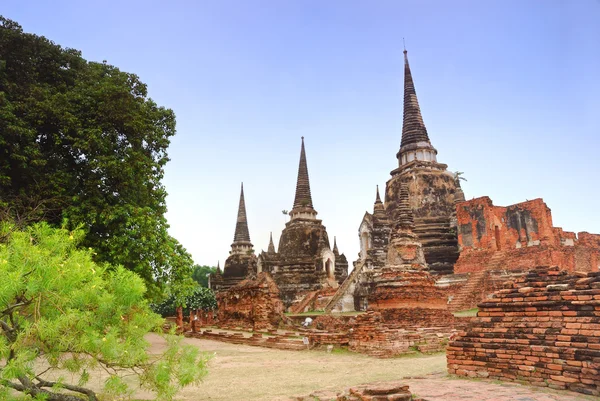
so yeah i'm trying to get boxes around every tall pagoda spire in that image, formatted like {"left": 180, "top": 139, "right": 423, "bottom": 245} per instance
{"left": 400, "top": 49, "right": 430, "bottom": 147}
{"left": 333, "top": 236, "right": 339, "bottom": 255}
{"left": 290, "top": 137, "right": 318, "bottom": 220}
{"left": 267, "top": 232, "right": 276, "bottom": 254}
{"left": 231, "top": 183, "right": 253, "bottom": 253}
{"left": 395, "top": 49, "right": 438, "bottom": 168}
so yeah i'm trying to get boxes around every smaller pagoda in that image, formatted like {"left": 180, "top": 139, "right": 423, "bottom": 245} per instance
{"left": 210, "top": 183, "right": 257, "bottom": 291}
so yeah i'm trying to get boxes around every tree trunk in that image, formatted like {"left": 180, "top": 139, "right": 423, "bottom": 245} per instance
{"left": 176, "top": 306, "right": 183, "bottom": 333}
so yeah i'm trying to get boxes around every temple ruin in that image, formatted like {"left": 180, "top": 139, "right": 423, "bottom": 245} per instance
{"left": 212, "top": 139, "right": 348, "bottom": 310}
{"left": 210, "top": 183, "right": 257, "bottom": 291}
{"left": 448, "top": 196, "right": 600, "bottom": 311}
{"left": 381, "top": 49, "right": 462, "bottom": 277}
{"left": 448, "top": 266, "right": 600, "bottom": 396}
{"left": 257, "top": 138, "right": 348, "bottom": 308}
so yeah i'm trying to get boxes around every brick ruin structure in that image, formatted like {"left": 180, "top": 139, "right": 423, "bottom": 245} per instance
{"left": 448, "top": 196, "right": 600, "bottom": 311}
{"left": 210, "top": 183, "right": 257, "bottom": 291}
{"left": 215, "top": 272, "right": 285, "bottom": 331}
{"left": 257, "top": 138, "right": 348, "bottom": 308}
{"left": 366, "top": 49, "right": 462, "bottom": 277}
{"left": 344, "top": 183, "right": 456, "bottom": 357}
{"left": 296, "top": 381, "right": 417, "bottom": 401}
{"left": 448, "top": 266, "right": 600, "bottom": 396}
{"left": 324, "top": 50, "right": 464, "bottom": 314}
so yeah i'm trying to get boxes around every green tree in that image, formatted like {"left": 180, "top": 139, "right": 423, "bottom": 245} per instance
{"left": 0, "top": 17, "right": 184, "bottom": 296}
{"left": 186, "top": 287, "right": 217, "bottom": 312}
{"left": 0, "top": 223, "right": 209, "bottom": 401}
{"left": 191, "top": 265, "right": 217, "bottom": 287}
{"left": 151, "top": 286, "right": 217, "bottom": 318}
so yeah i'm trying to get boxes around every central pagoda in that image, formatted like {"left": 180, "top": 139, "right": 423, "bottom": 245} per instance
{"left": 383, "top": 49, "right": 462, "bottom": 275}
{"left": 356, "top": 50, "right": 463, "bottom": 278}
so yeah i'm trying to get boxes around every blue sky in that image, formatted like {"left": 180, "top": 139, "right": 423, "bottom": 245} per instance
{"left": 4, "top": 1, "right": 599, "bottom": 267}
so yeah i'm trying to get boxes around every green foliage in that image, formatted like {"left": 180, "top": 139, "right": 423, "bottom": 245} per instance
{"left": 0, "top": 223, "right": 209, "bottom": 401}
{"left": 0, "top": 16, "right": 189, "bottom": 297}
{"left": 191, "top": 265, "right": 217, "bottom": 287}
{"left": 453, "top": 308, "right": 479, "bottom": 317}
{"left": 151, "top": 286, "right": 217, "bottom": 318}
{"left": 187, "top": 287, "right": 217, "bottom": 311}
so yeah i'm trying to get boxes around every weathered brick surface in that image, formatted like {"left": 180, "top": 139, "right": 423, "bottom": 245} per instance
{"left": 185, "top": 329, "right": 308, "bottom": 351}
{"left": 455, "top": 197, "right": 600, "bottom": 274}
{"left": 450, "top": 197, "right": 600, "bottom": 311}
{"left": 349, "top": 309, "right": 455, "bottom": 357}
{"left": 368, "top": 270, "right": 450, "bottom": 310}
{"left": 447, "top": 266, "right": 600, "bottom": 396}
{"left": 294, "top": 381, "right": 416, "bottom": 401}
{"left": 216, "top": 272, "right": 285, "bottom": 331}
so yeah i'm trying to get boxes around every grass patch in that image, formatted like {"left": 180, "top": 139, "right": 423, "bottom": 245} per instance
{"left": 285, "top": 311, "right": 326, "bottom": 317}
{"left": 330, "top": 346, "right": 354, "bottom": 355}
{"left": 331, "top": 311, "right": 365, "bottom": 316}
{"left": 453, "top": 308, "right": 478, "bottom": 317}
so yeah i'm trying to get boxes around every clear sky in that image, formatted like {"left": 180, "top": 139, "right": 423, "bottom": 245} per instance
{"left": 4, "top": 1, "right": 599, "bottom": 268}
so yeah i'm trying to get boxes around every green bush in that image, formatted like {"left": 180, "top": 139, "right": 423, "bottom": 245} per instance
{"left": 0, "top": 223, "right": 209, "bottom": 401}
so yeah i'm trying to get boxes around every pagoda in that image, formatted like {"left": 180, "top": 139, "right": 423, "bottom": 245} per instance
{"left": 210, "top": 183, "right": 257, "bottom": 291}
{"left": 384, "top": 49, "right": 462, "bottom": 275}
{"left": 258, "top": 138, "right": 348, "bottom": 307}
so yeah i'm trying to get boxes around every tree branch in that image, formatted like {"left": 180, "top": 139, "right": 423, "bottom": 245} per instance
{"left": 35, "top": 377, "right": 98, "bottom": 401}
{"left": 2, "top": 378, "right": 92, "bottom": 401}
{"left": 1, "top": 300, "right": 31, "bottom": 317}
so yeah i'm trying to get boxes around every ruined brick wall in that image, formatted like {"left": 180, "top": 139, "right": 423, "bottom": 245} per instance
{"left": 456, "top": 197, "right": 556, "bottom": 251}
{"left": 379, "top": 307, "right": 455, "bottom": 328}
{"left": 368, "top": 270, "right": 450, "bottom": 310}
{"left": 349, "top": 310, "right": 454, "bottom": 357}
{"left": 447, "top": 266, "right": 600, "bottom": 396}
{"left": 312, "top": 314, "right": 349, "bottom": 332}
{"left": 216, "top": 272, "right": 285, "bottom": 330}
{"left": 296, "top": 381, "right": 415, "bottom": 401}
{"left": 454, "top": 197, "right": 600, "bottom": 275}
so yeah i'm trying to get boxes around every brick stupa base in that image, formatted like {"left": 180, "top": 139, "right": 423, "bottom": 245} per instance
{"left": 447, "top": 266, "right": 600, "bottom": 396}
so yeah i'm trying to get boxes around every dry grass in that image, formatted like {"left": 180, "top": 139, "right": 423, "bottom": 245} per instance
{"left": 453, "top": 308, "right": 479, "bottom": 317}
{"left": 21, "top": 334, "right": 445, "bottom": 401}
{"left": 158, "top": 335, "right": 447, "bottom": 401}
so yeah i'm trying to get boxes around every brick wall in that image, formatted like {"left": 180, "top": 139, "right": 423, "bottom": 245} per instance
{"left": 368, "top": 270, "right": 450, "bottom": 310}
{"left": 454, "top": 197, "right": 600, "bottom": 274}
{"left": 447, "top": 266, "right": 600, "bottom": 396}
{"left": 349, "top": 309, "right": 455, "bottom": 357}
{"left": 216, "top": 272, "right": 285, "bottom": 330}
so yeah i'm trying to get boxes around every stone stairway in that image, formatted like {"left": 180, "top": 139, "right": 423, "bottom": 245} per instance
{"left": 323, "top": 260, "right": 366, "bottom": 313}
{"left": 289, "top": 289, "right": 320, "bottom": 314}
{"left": 413, "top": 217, "right": 459, "bottom": 276}
{"left": 449, "top": 252, "right": 505, "bottom": 312}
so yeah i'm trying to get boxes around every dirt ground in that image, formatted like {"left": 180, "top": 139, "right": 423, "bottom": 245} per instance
{"left": 145, "top": 334, "right": 447, "bottom": 401}
{"left": 28, "top": 334, "right": 596, "bottom": 401}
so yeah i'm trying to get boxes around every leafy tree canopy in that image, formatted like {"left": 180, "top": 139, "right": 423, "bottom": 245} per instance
{"left": 0, "top": 223, "right": 208, "bottom": 401}
{"left": 152, "top": 286, "right": 217, "bottom": 318}
{"left": 191, "top": 265, "right": 217, "bottom": 287}
{"left": 0, "top": 17, "right": 190, "bottom": 297}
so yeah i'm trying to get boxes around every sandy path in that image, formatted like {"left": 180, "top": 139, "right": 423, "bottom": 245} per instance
{"left": 146, "top": 334, "right": 447, "bottom": 401}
